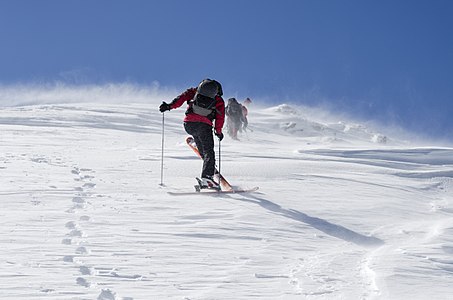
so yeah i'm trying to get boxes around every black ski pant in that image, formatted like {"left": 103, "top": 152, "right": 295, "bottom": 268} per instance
{"left": 184, "top": 122, "right": 216, "bottom": 178}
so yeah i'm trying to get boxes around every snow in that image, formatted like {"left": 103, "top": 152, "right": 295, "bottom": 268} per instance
{"left": 1, "top": 98, "right": 452, "bottom": 299}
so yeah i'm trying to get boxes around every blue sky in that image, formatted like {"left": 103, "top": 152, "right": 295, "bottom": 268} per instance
{"left": 1, "top": 0, "right": 453, "bottom": 139}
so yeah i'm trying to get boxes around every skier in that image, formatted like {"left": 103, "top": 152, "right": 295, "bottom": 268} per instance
{"left": 159, "top": 79, "right": 225, "bottom": 189}
{"left": 241, "top": 98, "right": 252, "bottom": 132}
{"left": 225, "top": 98, "right": 246, "bottom": 140}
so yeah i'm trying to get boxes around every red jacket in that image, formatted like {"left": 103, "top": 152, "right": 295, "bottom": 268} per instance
{"left": 169, "top": 88, "right": 225, "bottom": 134}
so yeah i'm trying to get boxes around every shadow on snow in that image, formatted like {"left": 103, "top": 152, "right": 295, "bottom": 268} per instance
{"left": 237, "top": 194, "right": 384, "bottom": 248}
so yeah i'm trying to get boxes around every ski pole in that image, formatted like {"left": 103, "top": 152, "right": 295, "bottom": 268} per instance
{"left": 218, "top": 136, "right": 221, "bottom": 177}
{"left": 160, "top": 112, "right": 165, "bottom": 186}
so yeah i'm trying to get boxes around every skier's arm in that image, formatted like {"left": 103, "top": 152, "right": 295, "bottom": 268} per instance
{"left": 214, "top": 96, "right": 225, "bottom": 134}
{"left": 169, "top": 88, "right": 197, "bottom": 109}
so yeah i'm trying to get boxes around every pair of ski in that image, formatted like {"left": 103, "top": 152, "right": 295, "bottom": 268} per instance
{"left": 167, "top": 136, "right": 259, "bottom": 196}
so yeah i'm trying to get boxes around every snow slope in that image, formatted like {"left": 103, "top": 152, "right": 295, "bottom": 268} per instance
{"left": 1, "top": 101, "right": 452, "bottom": 299}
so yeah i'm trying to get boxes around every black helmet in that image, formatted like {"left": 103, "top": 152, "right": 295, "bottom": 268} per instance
{"left": 197, "top": 79, "right": 219, "bottom": 98}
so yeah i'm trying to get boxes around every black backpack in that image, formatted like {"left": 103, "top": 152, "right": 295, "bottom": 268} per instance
{"left": 226, "top": 98, "right": 241, "bottom": 116}
{"left": 189, "top": 79, "right": 221, "bottom": 117}
{"left": 191, "top": 93, "right": 217, "bottom": 117}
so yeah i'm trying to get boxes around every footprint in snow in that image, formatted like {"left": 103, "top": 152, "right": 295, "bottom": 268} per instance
{"left": 98, "top": 289, "right": 117, "bottom": 300}
{"left": 76, "top": 277, "right": 91, "bottom": 288}
{"left": 67, "top": 229, "right": 84, "bottom": 237}
{"left": 83, "top": 182, "right": 96, "bottom": 189}
{"left": 71, "top": 197, "right": 87, "bottom": 210}
{"left": 72, "top": 196, "right": 86, "bottom": 204}
{"left": 79, "top": 265, "right": 95, "bottom": 275}
{"left": 80, "top": 215, "right": 91, "bottom": 221}
{"left": 63, "top": 255, "right": 74, "bottom": 263}
{"left": 65, "top": 221, "right": 77, "bottom": 229}
{"left": 76, "top": 246, "right": 89, "bottom": 255}
{"left": 61, "top": 238, "right": 72, "bottom": 245}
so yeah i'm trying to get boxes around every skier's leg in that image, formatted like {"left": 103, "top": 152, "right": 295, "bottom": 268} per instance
{"left": 193, "top": 135, "right": 205, "bottom": 157}
{"left": 232, "top": 119, "right": 240, "bottom": 140}
{"left": 198, "top": 125, "right": 215, "bottom": 178}
{"left": 184, "top": 122, "right": 204, "bottom": 155}
{"left": 184, "top": 122, "right": 215, "bottom": 178}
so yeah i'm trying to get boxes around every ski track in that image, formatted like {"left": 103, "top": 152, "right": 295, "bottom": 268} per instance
{"left": 1, "top": 103, "right": 453, "bottom": 299}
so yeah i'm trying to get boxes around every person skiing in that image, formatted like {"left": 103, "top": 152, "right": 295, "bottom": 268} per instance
{"left": 225, "top": 97, "right": 246, "bottom": 140}
{"left": 159, "top": 79, "right": 225, "bottom": 189}
{"left": 241, "top": 98, "right": 252, "bottom": 132}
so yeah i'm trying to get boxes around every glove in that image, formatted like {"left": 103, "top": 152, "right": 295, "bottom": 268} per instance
{"left": 159, "top": 102, "right": 171, "bottom": 113}
{"left": 215, "top": 132, "right": 224, "bottom": 141}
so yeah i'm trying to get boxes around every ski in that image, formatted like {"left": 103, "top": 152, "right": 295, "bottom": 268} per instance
{"left": 186, "top": 136, "right": 233, "bottom": 192}
{"left": 167, "top": 186, "right": 259, "bottom": 196}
